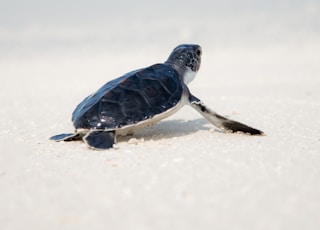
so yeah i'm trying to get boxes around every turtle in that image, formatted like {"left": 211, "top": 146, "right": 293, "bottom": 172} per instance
{"left": 50, "top": 44, "right": 264, "bottom": 150}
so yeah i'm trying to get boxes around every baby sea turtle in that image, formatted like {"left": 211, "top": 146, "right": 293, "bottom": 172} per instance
{"left": 50, "top": 44, "right": 263, "bottom": 150}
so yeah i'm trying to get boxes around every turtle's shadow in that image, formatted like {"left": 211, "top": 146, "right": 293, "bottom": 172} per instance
{"left": 117, "top": 118, "right": 220, "bottom": 142}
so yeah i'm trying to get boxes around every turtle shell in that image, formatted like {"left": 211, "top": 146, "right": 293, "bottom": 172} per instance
{"left": 72, "top": 64, "right": 183, "bottom": 130}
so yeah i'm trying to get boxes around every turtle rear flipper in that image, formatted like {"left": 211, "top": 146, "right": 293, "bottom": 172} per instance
{"left": 50, "top": 133, "right": 82, "bottom": 141}
{"left": 83, "top": 131, "right": 115, "bottom": 150}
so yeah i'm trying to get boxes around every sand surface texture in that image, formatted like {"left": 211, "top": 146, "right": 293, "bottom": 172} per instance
{"left": 1, "top": 1, "right": 320, "bottom": 229}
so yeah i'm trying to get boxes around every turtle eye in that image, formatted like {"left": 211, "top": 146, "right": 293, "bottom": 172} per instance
{"left": 196, "top": 49, "right": 201, "bottom": 56}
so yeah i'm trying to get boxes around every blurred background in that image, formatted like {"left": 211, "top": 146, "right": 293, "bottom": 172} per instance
{"left": 0, "top": 0, "right": 318, "bottom": 56}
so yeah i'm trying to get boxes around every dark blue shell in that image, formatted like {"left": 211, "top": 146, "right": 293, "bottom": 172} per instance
{"left": 72, "top": 64, "right": 183, "bottom": 130}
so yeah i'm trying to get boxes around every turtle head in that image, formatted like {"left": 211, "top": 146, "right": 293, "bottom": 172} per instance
{"left": 165, "top": 44, "right": 202, "bottom": 85}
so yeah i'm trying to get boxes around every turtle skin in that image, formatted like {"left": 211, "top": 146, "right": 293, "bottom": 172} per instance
{"left": 72, "top": 64, "right": 183, "bottom": 131}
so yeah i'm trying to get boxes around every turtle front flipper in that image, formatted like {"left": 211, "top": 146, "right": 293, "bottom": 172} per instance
{"left": 50, "top": 133, "right": 82, "bottom": 141}
{"left": 189, "top": 94, "right": 264, "bottom": 135}
{"left": 83, "top": 131, "right": 115, "bottom": 150}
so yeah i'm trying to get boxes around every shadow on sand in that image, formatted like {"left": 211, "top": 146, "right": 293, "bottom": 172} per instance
{"left": 117, "top": 118, "right": 220, "bottom": 143}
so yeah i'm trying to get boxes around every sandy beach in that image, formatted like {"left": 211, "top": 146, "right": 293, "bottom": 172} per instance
{"left": 1, "top": 1, "right": 320, "bottom": 229}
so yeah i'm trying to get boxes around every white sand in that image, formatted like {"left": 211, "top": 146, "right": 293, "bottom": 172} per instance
{"left": 1, "top": 1, "right": 320, "bottom": 230}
